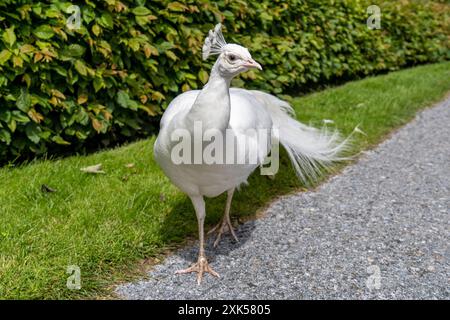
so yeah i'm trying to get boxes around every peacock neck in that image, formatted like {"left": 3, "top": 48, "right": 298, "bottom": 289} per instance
{"left": 186, "top": 61, "right": 232, "bottom": 131}
{"left": 206, "top": 61, "right": 232, "bottom": 89}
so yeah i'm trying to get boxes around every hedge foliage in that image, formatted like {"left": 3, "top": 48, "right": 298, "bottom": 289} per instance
{"left": 0, "top": 0, "right": 448, "bottom": 163}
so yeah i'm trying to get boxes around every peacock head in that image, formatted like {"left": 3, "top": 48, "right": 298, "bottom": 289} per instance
{"left": 202, "top": 23, "right": 262, "bottom": 79}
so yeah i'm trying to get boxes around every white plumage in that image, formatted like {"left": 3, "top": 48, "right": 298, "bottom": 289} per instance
{"left": 154, "top": 24, "right": 349, "bottom": 283}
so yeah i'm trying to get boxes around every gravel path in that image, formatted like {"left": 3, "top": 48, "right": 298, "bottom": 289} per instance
{"left": 117, "top": 98, "right": 450, "bottom": 299}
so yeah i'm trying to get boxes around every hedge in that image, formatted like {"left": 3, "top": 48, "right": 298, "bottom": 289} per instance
{"left": 0, "top": 0, "right": 448, "bottom": 163}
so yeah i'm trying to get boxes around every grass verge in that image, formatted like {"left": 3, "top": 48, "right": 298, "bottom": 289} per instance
{"left": 1, "top": 62, "right": 449, "bottom": 299}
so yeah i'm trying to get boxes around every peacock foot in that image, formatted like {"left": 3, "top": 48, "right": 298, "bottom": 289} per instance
{"left": 175, "top": 255, "right": 219, "bottom": 285}
{"left": 208, "top": 217, "right": 239, "bottom": 247}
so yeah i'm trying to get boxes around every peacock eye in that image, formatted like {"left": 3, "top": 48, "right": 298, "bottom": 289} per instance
{"left": 228, "top": 54, "right": 237, "bottom": 62}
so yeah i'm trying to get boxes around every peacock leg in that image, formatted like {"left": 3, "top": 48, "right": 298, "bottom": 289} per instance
{"left": 176, "top": 195, "right": 219, "bottom": 284}
{"left": 208, "top": 188, "right": 239, "bottom": 247}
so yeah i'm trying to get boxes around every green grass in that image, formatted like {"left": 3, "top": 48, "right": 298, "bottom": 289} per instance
{"left": 1, "top": 62, "right": 449, "bottom": 299}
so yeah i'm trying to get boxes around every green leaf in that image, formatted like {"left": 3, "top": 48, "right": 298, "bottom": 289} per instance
{"left": 52, "top": 135, "right": 71, "bottom": 145}
{"left": 156, "top": 41, "right": 174, "bottom": 52}
{"left": 74, "top": 60, "right": 88, "bottom": 76}
{"left": 132, "top": 6, "right": 151, "bottom": 16}
{"left": 99, "top": 13, "right": 114, "bottom": 29}
{"left": 92, "top": 24, "right": 101, "bottom": 36}
{"left": 165, "top": 50, "right": 177, "bottom": 61}
{"left": 277, "top": 75, "right": 290, "bottom": 83}
{"left": 129, "top": 39, "right": 140, "bottom": 52}
{"left": 13, "top": 56, "right": 23, "bottom": 68}
{"left": 93, "top": 78, "right": 105, "bottom": 92}
{"left": 75, "top": 131, "right": 88, "bottom": 140}
{"left": 0, "top": 129, "right": 11, "bottom": 145}
{"left": 65, "top": 44, "right": 86, "bottom": 57}
{"left": 33, "top": 25, "right": 55, "bottom": 40}
{"left": 2, "top": 27, "right": 16, "bottom": 47}
{"left": 260, "top": 12, "right": 273, "bottom": 21}
{"left": 45, "top": 8, "right": 61, "bottom": 19}
{"left": 12, "top": 111, "right": 30, "bottom": 123}
{"left": 53, "top": 65, "right": 68, "bottom": 77}
{"left": 222, "top": 11, "right": 234, "bottom": 19}
{"left": 39, "top": 130, "right": 51, "bottom": 140}
{"left": 75, "top": 109, "right": 89, "bottom": 125}
{"left": 8, "top": 119, "right": 16, "bottom": 132}
{"left": 198, "top": 70, "right": 209, "bottom": 84}
{"left": 0, "top": 110, "right": 11, "bottom": 122}
{"left": 117, "top": 90, "right": 130, "bottom": 108}
{"left": 25, "top": 123, "right": 41, "bottom": 144}
{"left": 82, "top": 7, "right": 96, "bottom": 24}
{"left": 16, "top": 89, "right": 31, "bottom": 113}
{"left": 135, "top": 16, "right": 150, "bottom": 27}
{"left": 167, "top": 2, "right": 187, "bottom": 12}
{"left": 0, "top": 49, "right": 12, "bottom": 65}
{"left": 117, "top": 91, "right": 138, "bottom": 110}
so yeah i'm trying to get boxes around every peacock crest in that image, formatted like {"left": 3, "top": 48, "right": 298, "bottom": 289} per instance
{"left": 202, "top": 23, "right": 227, "bottom": 60}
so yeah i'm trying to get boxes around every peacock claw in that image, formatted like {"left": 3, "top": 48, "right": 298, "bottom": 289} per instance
{"left": 175, "top": 256, "right": 219, "bottom": 285}
{"left": 208, "top": 218, "right": 239, "bottom": 247}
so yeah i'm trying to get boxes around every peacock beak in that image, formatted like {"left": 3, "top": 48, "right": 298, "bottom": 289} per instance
{"left": 243, "top": 59, "right": 262, "bottom": 70}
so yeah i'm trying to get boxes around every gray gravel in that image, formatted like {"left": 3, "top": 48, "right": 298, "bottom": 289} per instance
{"left": 117, "top": 98, "right": 450, "bottom": 299}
